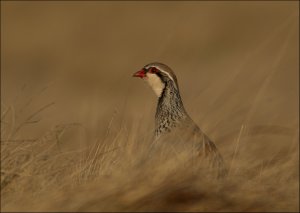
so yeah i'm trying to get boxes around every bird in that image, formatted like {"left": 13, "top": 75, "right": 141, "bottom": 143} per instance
{"left": 133, "top": 62, "right": 227, "bottom": 178}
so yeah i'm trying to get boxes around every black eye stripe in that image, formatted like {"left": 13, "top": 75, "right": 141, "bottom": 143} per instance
{"left": 144, "top": 66, "right": 161, "bottom": 74}
{"left": 144, "top": 67, "right": 167, "bottom": 81}
{"left": 156, "top": 72, "right": 165, "bottom": 80}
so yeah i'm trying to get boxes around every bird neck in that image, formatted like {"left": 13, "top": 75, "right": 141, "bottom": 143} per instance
{"left": 155, "top": 80, "right": 188, "bottom": 137}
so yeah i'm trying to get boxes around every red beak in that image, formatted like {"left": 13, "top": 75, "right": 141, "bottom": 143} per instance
{"left": 133, "top": 69, "right": 146, "bottom": 78}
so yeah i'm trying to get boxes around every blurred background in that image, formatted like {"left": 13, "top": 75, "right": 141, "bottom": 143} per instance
{"left": 2, "top": 1, "right": 298, "bottom": 149}
{"left": 1, "top": 1, "right": 299, "bottom": 211}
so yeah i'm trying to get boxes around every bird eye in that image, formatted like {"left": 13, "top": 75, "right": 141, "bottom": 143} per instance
{"left": 149, "top": 67, "right": 158, "bottom": 73}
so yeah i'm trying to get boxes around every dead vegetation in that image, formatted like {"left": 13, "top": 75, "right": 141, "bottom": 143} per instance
{"left": 1, "top": 93, "right": 298, "bottom": 211}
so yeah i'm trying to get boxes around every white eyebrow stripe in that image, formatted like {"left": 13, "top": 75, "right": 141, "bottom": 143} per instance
{"left": 152, "top": 66, "right": 175, "bottom": 82}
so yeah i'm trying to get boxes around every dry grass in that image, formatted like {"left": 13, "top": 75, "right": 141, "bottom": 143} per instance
{"left": 1, "top": 98, "right": 298, "bottom": 212}
{"left": 1, "top": 1, "right": 299, "bottom": 212}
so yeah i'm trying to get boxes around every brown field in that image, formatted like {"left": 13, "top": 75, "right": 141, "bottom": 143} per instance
{"left": 1, "top": 1, "right": 299, "bottom": 212}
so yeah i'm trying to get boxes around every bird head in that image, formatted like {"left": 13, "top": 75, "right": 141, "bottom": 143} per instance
{"left": 133, "top": 62, "right": 178, "bottom": 97}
